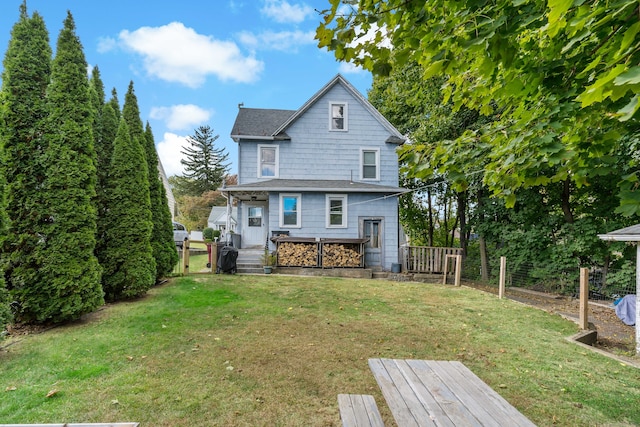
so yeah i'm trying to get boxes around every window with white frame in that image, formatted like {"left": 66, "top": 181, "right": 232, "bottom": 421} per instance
{"left": 361, "top": 148, "right": 379, "bottom": 180}
{"left": 280, "top": 194, "right": 301, "bottom": 228}
{"left": 248, "top": 207, "right": 263, "bottom": 227}
{"left": 326, "top": 195, "right": 347, "bottom": 228}
{"left": 329, "top": 102, "right": 348, "bottom": 131}
{"left": 258, "top": 145, "right": 278, "bottom": 178}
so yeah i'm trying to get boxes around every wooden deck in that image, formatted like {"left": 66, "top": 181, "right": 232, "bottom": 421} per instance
{"left": 368, "top": 359, "right": 535, "bottom": 427}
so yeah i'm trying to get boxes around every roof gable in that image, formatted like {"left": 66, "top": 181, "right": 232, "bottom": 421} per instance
{"left": 229, "top": 74, "right": 405, "bottom": 143}
{"left": 273, "top": 74, "right": 405, "bottom": 143}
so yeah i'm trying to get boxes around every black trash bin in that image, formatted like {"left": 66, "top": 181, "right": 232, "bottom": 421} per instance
{"left": 216, "top": 245, "right": 238, "bottom": 274}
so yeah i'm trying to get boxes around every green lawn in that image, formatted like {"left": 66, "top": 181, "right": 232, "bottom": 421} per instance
{"left": 1, "top": 275, "right": 638, "bottom": 426}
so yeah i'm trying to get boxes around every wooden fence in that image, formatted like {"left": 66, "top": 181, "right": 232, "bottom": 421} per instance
{"left": 401, "top": 246, "right": 463, "bottom": 273}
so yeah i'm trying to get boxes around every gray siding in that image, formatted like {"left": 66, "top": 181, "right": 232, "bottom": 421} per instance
{"left": 239, "top": 84, "right": 400, "bottom": 186}
{"left": 266, "top": 192, "right": 399, "bottom": 269}
{"left": 236, "top": 78, "right": 403, "bottom": 269}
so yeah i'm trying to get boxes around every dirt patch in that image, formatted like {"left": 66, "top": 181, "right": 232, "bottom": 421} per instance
{"left": 462, "top": 280, "right": 637, "bottom": 357}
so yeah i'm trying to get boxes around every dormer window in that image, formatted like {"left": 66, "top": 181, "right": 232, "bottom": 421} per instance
{"left": 258, "top": 145, "right": 278, "bottom": 178}
{"left": 329, "top": 102, "right": 348, "bottom": 131}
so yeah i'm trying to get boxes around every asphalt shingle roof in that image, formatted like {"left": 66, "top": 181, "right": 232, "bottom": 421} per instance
{"left": 230, "top": 108, "right": 295, "bottom": 139}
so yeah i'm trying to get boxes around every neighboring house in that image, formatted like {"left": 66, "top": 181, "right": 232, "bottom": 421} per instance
{"left": 224, "top": 74, "right": 407, "bottom": 270}
{"left": 158, "top": 158, "right": 177, "bottom": 220}
{"left": 208, "top": 206, "right": 237, "bottom": 234}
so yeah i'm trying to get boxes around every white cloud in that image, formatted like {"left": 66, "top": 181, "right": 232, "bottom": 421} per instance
{"left": 118, "top": 22, "right": 264, "bottom": 87}
{"left": 338, "top": 61, "right": 365, "bottom": 74}
{"left": 150, "top": 104, "right": 212, "bottom": 131}
{"left": 97, "top": 36, "right": 117, "bottom": 53}
{"left": 238, "top": 30, "right": 315, "bottom": 52}
{"left": 261, "top": 0, "right": 313, "bottom": 24}
{"left": 156, "top": 132, "right": 189, "bottom": 177}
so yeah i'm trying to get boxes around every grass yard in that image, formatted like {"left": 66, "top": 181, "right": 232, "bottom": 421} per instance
{"left": 1, "top": 275, "right": 639, "bottom": 426}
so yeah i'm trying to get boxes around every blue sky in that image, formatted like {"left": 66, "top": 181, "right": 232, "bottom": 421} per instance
{"left": 0, "top": 0, "right": 373, "bottom": 176}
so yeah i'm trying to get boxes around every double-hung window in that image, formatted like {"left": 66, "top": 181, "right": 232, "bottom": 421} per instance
{"left": 326, "top": 195, "right": 347, "bottom": 228}
{"left": 280, "top": 194, "right": 301, "bottom": 228}
{"left": 329, "top": 102, "right": 348, "bottom": 131}
{"left": 258, "top": 145, "right": 278, "bottom": 178}
{"left": 361, "top": 148, "right": 379, "bottom": 181}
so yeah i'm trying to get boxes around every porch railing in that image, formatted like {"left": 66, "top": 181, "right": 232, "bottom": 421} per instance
{"left": 402, "top": 246, "right": 463, "bottom": 273}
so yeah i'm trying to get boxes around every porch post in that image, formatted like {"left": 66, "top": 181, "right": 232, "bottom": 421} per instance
{"left": 636, "top": 246, "right": 640, "bottom": 356}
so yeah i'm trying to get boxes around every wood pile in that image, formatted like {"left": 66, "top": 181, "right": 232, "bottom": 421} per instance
{"left": 322, "top": 243, "right": 362, "bottom": 267}
{"left": 277, "top": 242, "right": 318, "bottom": 267}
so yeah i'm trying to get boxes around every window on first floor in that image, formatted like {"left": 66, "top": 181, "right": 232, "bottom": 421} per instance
{"left": 363, "top": 219, "right": 381, "bottom": 249}
{"left": 280, "top": 193, "right": 301, "bottom": 228}
{"left": 326, "top": 194, "right": 347, "bottom": 228}
{"left": 248, "top": 206, "right": 263, "bottom": 227}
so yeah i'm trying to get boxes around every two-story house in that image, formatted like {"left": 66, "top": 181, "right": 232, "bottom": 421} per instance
{"left": 223, "top": 74, "right": 406, "bottom": 270}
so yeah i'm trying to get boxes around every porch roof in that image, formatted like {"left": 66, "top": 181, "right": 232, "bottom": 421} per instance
{"left": 224, "top": 179, "right": 408, "bottom": 198}
{"left": 598, "top": 224, "right": 640, "bottom": 242}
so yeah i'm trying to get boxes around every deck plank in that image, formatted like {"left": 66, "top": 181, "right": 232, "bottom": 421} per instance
{"left": 369, "top": 359, "right": 536, "bottom": 427}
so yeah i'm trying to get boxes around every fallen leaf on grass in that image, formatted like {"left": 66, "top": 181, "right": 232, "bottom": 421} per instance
{"left": 46, "top": 389, "right": 59, "bottom": 398}
{"left": 5, "top": 386, "right": 17, "bottom": 392}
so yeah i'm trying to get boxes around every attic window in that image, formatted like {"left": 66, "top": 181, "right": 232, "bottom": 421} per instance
{"left": 330, "top": 102, "right": 348, "bottom": 131}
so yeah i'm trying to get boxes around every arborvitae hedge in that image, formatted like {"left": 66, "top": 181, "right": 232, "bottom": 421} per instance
{"left": 145, "top": 123, "right": 179, "bottom": 279}
{"left": 1, "top": 5, "right": 52, "bottom": 323}
{"left": 102, "top": 119, "right": 156, "bottom": 301}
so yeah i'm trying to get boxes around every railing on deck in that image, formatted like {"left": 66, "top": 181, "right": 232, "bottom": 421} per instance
{"left": 402, "top": 246, "right": 463, "bottom": 273}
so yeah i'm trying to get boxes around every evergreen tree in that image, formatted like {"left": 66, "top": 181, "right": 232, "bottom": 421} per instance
{"left": 92, "top": 76, "right": 119, "bottom": 277}
{"left": 0, "top": 3, "right": 52, "bottom": 323}
{"left": 34, "top": 11, "right": 103, "bottom": 322}
{"left": 102, "top": 119, "right": 155, "bottom": 300}
{"left": 144, "top": 123, "right": 178, "bottom": 279}
{"left": 180, "top": 125, "right": 230, "bottom": 196}
{"left": 108, "top": 88, "right": 120, "bottom": 121}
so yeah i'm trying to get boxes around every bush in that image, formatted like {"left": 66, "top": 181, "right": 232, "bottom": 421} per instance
{"left": 203, "top": 227, "right": 215, "bottom": 241}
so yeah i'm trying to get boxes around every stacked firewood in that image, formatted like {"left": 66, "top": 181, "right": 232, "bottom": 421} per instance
{"left": 322, "top": 244, "right": 362, "bottom": 267}
{"left": 277, "top": 242, "right": 318, "bottom": 267}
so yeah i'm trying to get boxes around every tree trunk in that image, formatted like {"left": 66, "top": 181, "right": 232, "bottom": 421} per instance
{"left": 562, "top": 178, "right": 574, "bottom": 224}
{"left": 427, "top": 186, "right": 434, "bottom": 246}
{"left": 458, "top": 191, "right": 467, "bottom": 257}
{"left": 477, "top": 189, "right": 490, "bottom": 281}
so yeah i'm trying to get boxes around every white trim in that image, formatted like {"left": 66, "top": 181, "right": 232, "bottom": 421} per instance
{"left": 258, "top": 144, "right": 279, "bottom": 178}
{"left": 326, "top": 194, "right": 348, "bottom": 228}
{"left": 280, "top": 193, "right": 302, "bottom": 228}
{"left": 360, "top": 147, "right": 380, "bottom": 181}
{"left": 329, "top": 101, "right": 348, "bottom": 131}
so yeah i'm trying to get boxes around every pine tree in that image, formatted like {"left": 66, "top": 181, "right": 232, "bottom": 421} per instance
{"left": 102, "top": 118, "right": 155, "bottom": 300}
{"left": 144, "top": 123, "right": 179, "bottom": 279}
{"left": 35, "top": 11, "right": 103, "bottom": 322}
{"left": 0, "top": 3, "right": 52, "bottom": 323}
{"left": 180, "top": 125, "right": 230, "bottom": 196}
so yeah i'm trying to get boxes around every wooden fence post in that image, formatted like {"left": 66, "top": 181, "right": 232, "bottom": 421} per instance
{"left": 579, "top": 267, "right": 589, "bottom": 330}
{"left": 442, "top": 255, "right": 449, "bottom": 285}
{"left": 211, "top": 243, "right": 218, "bottom": 274}
{"left": 498, "top": 256, "right": 506, "bottom": 299}
{"left": 182, "top": 239, "right": 190, "bottom": 275}
{"left": 454, "top": 254, "right": 462, "bottom": 287}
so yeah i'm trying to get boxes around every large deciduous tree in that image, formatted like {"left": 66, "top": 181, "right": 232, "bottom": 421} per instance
{"left": 0, "top": 3, "right": 51, "bottom": 325}
{"left": 317, "top": 0, "right": 640, "bottom": 216}
{"left": 37, "top": 11, "right": 103, "bottom": 322}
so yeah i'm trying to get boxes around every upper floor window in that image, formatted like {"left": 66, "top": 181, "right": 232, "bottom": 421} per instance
{"left": 361, "top": 148, "right": 380, "bottom": 181}
{"left": 258, "top": 145, "right": 278, "bottom": 178}
{"left": 280, "top": 193, "right": 301, "bottom": 228}
{"left": 329, "top": 102, "right": 348, "bottom": 131}
{"left": 326, "top": 194, "right": 347, "bottom": 228}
